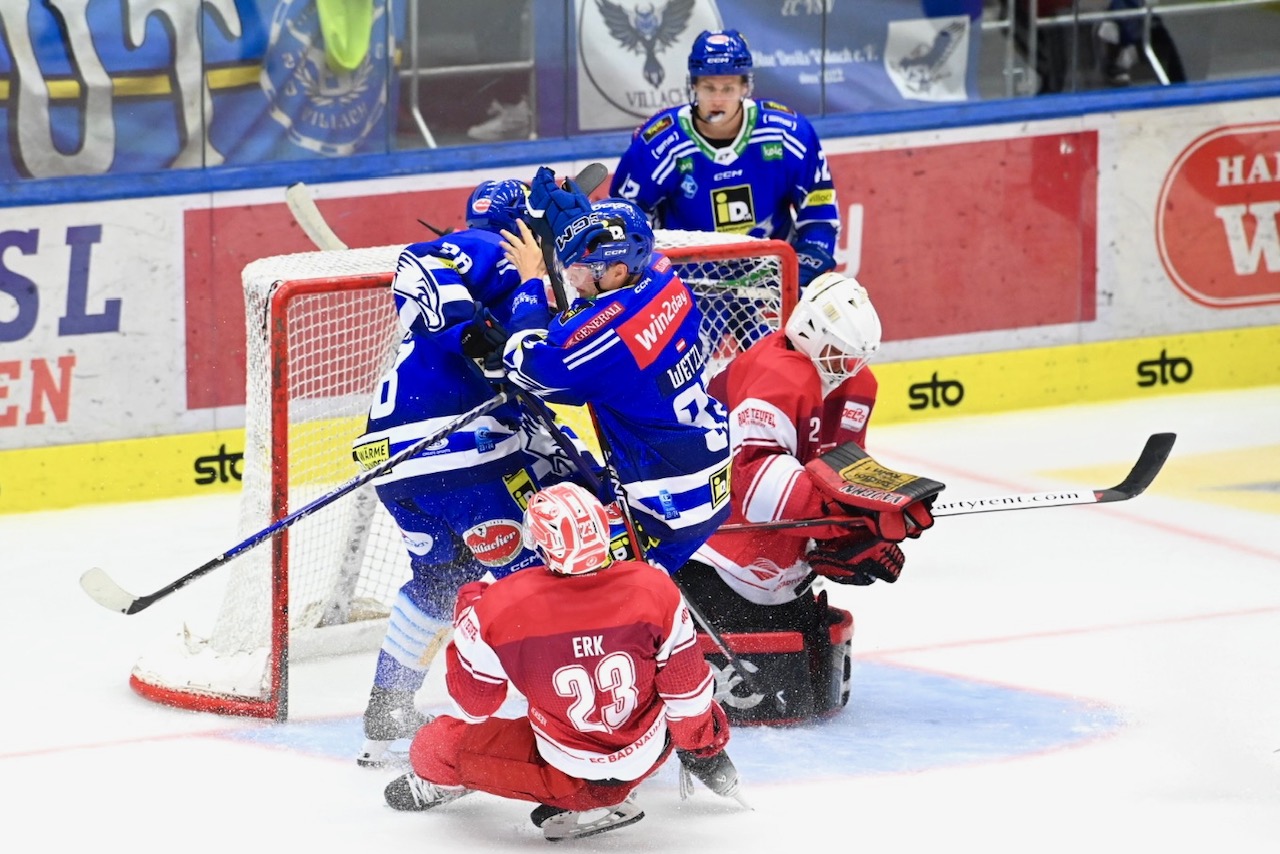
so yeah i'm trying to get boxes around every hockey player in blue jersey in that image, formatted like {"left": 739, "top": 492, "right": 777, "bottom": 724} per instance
{"left": 609, "top": 29, "right": 840, "bottom": 288}
{"left": 499, "top": 170, "right": 733, "bottom": 574}
{"left": 350, "top": 179, "right": 555, "bottom": 769}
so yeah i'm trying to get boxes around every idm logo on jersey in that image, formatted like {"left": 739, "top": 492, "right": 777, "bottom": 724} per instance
{"left": 884, "top": 17, "right": 970, "bottom": 103}
{"left": 262, "top": 0, "right": 390, "bottom": 156}
{"left": 713, "top": 185, "right": 756, "bottom": 233}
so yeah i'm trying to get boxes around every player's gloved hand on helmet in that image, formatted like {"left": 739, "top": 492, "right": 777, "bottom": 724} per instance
{"left": 795, "top": 238, "right": 836, "bottom": 288}
{"left": 528, "top": 166, "right": 608, "bottom": 267}
{"left": 807, "top": 530, "right": 905, "bottom": 585}
{"left": 460, "top": 302, "right": 509, "bottom": 361}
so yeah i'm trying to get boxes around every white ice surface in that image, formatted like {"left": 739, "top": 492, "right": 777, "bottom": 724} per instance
{"left": 3, "top": 386, "right": 1279, "bottom": 852}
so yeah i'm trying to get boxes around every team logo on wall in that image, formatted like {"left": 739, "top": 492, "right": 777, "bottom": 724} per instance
{"left": 883, "top": 17, "right": 969, "bottom": 102}
{"left": 261, "top": 0, "right": 389, "bottom": 156}
{"left": 1156, "top": 123, "right": 1280, "bottom": 308}
{"left": 576, "top": 0, "right": 722, "bottom": 131}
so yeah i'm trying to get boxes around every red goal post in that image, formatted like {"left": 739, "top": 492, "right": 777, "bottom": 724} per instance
{"left": 129, "top": 231, "right": 798, "bottom": 720}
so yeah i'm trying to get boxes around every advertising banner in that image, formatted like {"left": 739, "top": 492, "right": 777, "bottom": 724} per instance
{"left": 575, "top": 0, "right": 983, "bottom": 132}
{"left": 4, "top": 93, "right": 1280, "bottom": 512}
{"left": 0, "top": 0, "right": 399, "bottom": 181}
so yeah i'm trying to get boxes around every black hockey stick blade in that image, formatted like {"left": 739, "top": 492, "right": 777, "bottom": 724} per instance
{"left": 1096, "top": 431, "right": 1176, "bottom": 502}
{"left": 80, "top": 393, "right": 511, "bottom": 615}
{"left": 717, "top": 432, "right": 1177, "bottom": 532}
{"left": 930, "top": 431, "right": 1177, "bottom": 517}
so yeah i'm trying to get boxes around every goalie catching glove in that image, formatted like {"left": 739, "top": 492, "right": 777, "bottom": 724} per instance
{"left": 808, "top": 530, "right": 905, "bottom": 585}
{"left": 805, "top": 441, "right": 944, "bottom": 542}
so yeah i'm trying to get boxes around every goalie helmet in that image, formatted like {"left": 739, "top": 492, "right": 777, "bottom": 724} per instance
{"left": 466, "top": 179, "right": 531, "bottom": 235}
{"left": 578, "top": 199, "right": 654, "bottom": 276}
{"left": 522, "top": 482, "right": 613, "bottom": 576}
{"left": 784, "top": 272, "right": 882, "bottom": 391}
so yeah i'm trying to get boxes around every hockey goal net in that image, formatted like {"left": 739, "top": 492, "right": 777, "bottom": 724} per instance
{"left": 130, "top": 230, "right": 798, "bottom": 719}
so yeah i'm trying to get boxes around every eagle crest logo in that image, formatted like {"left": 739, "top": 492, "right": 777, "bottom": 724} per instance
{"left": 595, "top": 0, "right": 696, "bottom": 87}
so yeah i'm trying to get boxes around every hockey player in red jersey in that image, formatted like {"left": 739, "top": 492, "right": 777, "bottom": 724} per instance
{"left": 383, "top": 482, "right": 744, "bottom": 843}
{"left": 679, "top": 272, "right": 936, "bottom": 723}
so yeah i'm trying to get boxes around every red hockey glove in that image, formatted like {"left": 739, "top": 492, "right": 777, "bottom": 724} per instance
{"left": 807, "top": 530, "right": 905, "bottom": 585}
{"left": 806, "top": 441, "right": 943, "bottom": 543}
{"left": 684, "top": 700, "right": 731, "bottom": 760}
{"left": 453, "top": 581, "right": 489, "bottom": 623}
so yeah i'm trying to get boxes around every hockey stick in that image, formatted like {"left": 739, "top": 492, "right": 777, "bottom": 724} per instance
{"left": 285, "top": 182, "right": 348, "bottom": 251}
{"left": 530, "top": 162, "right": 610, "bottom": 311}
{"left": 717, "top": 432, "right": 1177, "bottom": 533}
{"left": 80, "top": 394, "right": 510, "bottom": 615}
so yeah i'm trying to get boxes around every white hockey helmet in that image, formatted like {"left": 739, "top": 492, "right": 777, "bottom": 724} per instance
{"left": 784, "top": 272, "right": 882, "bottom": 390}
{"left": 522, "top": 482, "right": 613, "bottom": 576}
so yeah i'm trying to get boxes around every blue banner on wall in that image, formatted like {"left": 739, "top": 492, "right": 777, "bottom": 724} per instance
{"left": 574, "top": 0, "right": 983, "bottom": 133}
{"left": 0, "top": 0, "right": 401, "bottom": 182}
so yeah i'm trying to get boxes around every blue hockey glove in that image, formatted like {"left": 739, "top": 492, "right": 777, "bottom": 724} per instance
{"left": 795, "top": 239, "right": 836, "bottom": 288}
{"left": 528, "top": 166, "right": 608, "bottom": 267}
{"left": 459, "top": 302, "right": 509, "bottom": 361}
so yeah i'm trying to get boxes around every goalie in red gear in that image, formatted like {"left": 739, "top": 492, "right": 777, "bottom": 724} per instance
{"left": 384, "top": 482, "right": 742, "bottom": 843}
{"left": 679, "top": 272, "right": 936, "bottom": 724}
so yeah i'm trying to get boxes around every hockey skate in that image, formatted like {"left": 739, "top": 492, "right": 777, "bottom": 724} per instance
{"left": 383, "top": 772, "right": 472, "bottom": 812}
{"left": 536, "top": 795, "right": 644, "bottom": 842}
{"left": 356, "top": 686, "right": 431, "bottom": 768}
{"left": 678, "top": 749, "right": 750, "bottom": 808}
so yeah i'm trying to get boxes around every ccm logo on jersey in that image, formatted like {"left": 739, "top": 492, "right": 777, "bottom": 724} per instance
{"left": 618, "top": 280, "right": 692, "bottom": 368}
{"left": 841, "top": 402, "right": 870, "bottom": 432}
{"left": 464, "top": 520, "right": 525, "bottom": 566}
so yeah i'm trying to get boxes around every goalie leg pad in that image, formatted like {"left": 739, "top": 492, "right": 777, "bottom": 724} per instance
{"left": 679, "top": 562, "right": 853, "bottom": 725}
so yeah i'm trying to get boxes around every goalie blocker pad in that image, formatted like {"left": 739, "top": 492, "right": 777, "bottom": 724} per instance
{"left": 697, "top": 604, "right": 854, "bottom": 726}
{"left": 805, "top": 441, "right": 945, "bottom": 519}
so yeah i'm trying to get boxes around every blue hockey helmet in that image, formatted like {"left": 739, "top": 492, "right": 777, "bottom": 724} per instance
{"left": 465, "top": 179, "right": 531, "bottom": 234}
{"left": 579, "top": 199, "right": 654, "bottom": 276}
{"left": 687, "top": 29, "right": 754, "bottom": 78}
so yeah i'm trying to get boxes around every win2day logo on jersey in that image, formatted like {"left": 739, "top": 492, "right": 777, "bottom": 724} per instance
{"left": 618, "top": 280, "right": 693, "bottom": 369}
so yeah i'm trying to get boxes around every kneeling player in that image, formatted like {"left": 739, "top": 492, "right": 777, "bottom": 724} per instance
{"left": 681, "top": 273, "right": 940, "bottom": 724}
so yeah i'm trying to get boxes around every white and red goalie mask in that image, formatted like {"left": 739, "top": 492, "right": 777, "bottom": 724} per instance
{"left": 784, "top": 272, "right": 883, "bottom": 392}
{"left": 522, "top": 482, "right": 613, "bottom": 576}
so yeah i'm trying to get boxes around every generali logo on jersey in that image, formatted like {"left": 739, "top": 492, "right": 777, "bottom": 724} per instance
{"left": 1156, "top": 123, "right": 1280, "bottom": 307}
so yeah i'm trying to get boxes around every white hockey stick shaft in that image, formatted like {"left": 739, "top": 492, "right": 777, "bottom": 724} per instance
{"left": 80, "top": 393, "right": 510, "bottom": 615}
{"left": 717, "top": 432, "right": 1176, "bottom": 533}
{"left": 286, "top": 182, "right": 348, "bottom": 250}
